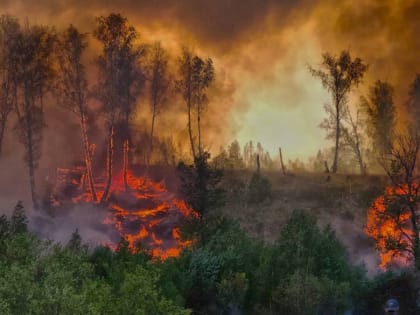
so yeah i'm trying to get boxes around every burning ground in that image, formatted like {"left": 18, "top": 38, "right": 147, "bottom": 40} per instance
{"left": 38, "top": 165, "right": 198, "bottom": 259}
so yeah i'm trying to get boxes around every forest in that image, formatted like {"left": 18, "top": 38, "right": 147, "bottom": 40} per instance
{"left": 0, "top": 5, "right": 419, "bottom": 315}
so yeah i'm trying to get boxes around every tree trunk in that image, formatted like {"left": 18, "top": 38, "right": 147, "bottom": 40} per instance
{"left": 197, "top": 105, "right": 201, "bottom": 156}
{"left": 80, "top": 112, "right": 97, "bottom": 201}
{"left": 332, "top": 99, "right": 340, "bottom": 173}
{"left": 0, "top": 118, "right": 5, "bottom": 155}
{"left": 187, "top": 96, "right": 196, "bottom": 161}
{"left": 123, "top": 139, "right": 129, "bottom": 191}
{"left": 26, "top": 114, "right": 38, "bottom": 210}
{"left": 256, "top": 154, "right": 260, "bottom": 173}
{"left": 278, "top": 147, "right": 286, "bottom": 175}
{"left": 148, "top": 107, "right": 156, "bottom": 167}
{"left": 355, "top": 145, "right": 366, "bottom": 175}
{"left": 101, "top": 124, "right": 114, "bottom": 203}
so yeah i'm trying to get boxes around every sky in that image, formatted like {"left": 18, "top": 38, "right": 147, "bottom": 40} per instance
{"left": 0, "top": 0, "right": 419, "bottom": 160}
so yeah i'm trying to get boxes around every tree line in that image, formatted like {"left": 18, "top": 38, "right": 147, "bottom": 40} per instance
{"left": 0, "top": 13, "right": 215, "bottom": 209}
{"left": 2, "top": 203, "right": 418, "bottom": 314}
{"left": 310, "top": 50, "right": 420, "bottom": 176}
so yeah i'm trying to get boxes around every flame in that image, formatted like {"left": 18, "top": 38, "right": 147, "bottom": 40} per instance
{"left": 55, "top": 166, "right": 197, "bottom": 259}
{"left": 365, "top": 183, "right": 419, "bottom": 269}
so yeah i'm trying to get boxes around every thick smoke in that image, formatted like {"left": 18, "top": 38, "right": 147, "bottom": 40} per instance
{"left": 0, "top": 0, "right": 418, "bottom": 255}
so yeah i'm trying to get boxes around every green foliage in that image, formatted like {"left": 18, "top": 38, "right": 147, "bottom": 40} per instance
{"left": 0, "top": 206, "right": 189, "bottom": 315}
{"left": 248, "top": 172, "right": 271, "bottom": 204}
{"left": 4, "top": 202, "right": 418, "bottom": 315}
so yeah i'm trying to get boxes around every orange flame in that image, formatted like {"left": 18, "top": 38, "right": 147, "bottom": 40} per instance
{"left": 365, "top": 183, "right": 419, "bottom": 269}
{"left": 55, "top": 166, "right": 196, "bottom": 260}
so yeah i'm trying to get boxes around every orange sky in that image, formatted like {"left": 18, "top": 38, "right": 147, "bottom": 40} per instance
{"left": 1, "top": 0, "right": 419, "bottom": 160}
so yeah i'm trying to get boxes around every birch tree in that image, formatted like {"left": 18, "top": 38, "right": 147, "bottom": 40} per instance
{"left": 94, "top": 13, "right": 141, "bottom": 199}
{"left": 147, "top": 41, "right": 170, "bottom": 166}
{"left": 55, "top": 25, "right": 97, "bottom": 201}
{"left": 309, "top": 51, "right": 367, "bottom": 173}
{"left": 14, "top": 24, "right": 55, "bottom": 209}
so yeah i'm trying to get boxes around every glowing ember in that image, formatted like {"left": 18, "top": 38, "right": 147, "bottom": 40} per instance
{"left": 365, "top": 184, "right": 418, "bottom": 269}
{"left": 55, "top": 167, "right": 197, "bottom": 259}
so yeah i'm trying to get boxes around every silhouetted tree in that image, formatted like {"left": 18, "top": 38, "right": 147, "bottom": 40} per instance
{"left": 177, "top": 151, "right": 224, "bottom": 217}
{"left": 147, "top": 41, "right": 170, "bottom": 165}
{"left": 361, "top": 80, "right": 396, "bottom": 154}
{"left": 94, "top": 13, "right": 142, "bottom": 199}
{"left": 56, "top": 25, "right": 97, "bottom": 201}
{"left": 406, "top": 74, "right": 420, "bottom": 132}
{"left": 0, "top": 15, "right": 19, "bottom": 155}
{"left": 342, "top": 106, "right": 366, "bottom": 175}
{"left": 176, "top": 48, "right": 214, "bottom": 160}
{"left": 309, "top": 51, "right": 368, "bottom": 173}
{"left": 228, "top": 140, "right": 244, "bottom": 169}
{"left": 14, "top": 24, "right": 55, "bottom": 210}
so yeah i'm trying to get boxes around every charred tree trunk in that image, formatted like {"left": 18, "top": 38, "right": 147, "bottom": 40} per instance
{"left": 355, "top": 145, "right": 366, "bottom": 175}
{"left": 187, "top": 94, "right": 196, "bottom": 161}
{"left": 278, "top": 147, "right": 286, "bottom": 175}
{"left": 101, "top": 124, "right": 114, "bottom": 203}
{"left": 197, "top": 104, "right": 202, "bottom": 156}
{"left": 25, "top": 111, "right": 38, "bottom": 210}
{"left": 0, "top": 118, "right": 5, "bottom": 155}
{"left": 123, "top": 139, "right": 129, "bottom": 191}
{"left": 324, "top": 160, "right": 330, "bottom": 173}
{"left": 80, "top": 112, "right": 97, "bottom": 201}
{"left": 332, "top": 98, "right": 340, "bottom": 173}
{"left": 256, "top": 154, "right": 260, "bottom": 173}
{"left": 148, "top": 106, "right": 156, "bottom": 167}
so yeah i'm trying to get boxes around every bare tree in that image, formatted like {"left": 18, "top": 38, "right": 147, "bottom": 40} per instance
{"left": 361, "top": 80, "right": 396, "bottom": 155}
{"left": 94, "top": 13, "right": 141, "bottom": 199}
{"left": 309, "top": 51, "right": 368, "bottom": 173}
{"left": 14, "top": 24, "right": 55, "bottom": 210}
{"left": 0, "top": 15, "right": 20, "bottom": 155}
{"left": 176, "top": 48, "right": 214, "bottom": 161}
{"left": 147, "top": 41, "right": 170, "bottom": 166}
{"left": 55, "top": 25, "right": 98, "bottom": 201}
{"left": 342, "top": 106, "right": 366, "bottom": 175}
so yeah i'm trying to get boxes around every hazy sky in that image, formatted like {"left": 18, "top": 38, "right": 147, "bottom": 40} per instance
{"left": 0, "top": 0, "right": 419, "bottom": 159}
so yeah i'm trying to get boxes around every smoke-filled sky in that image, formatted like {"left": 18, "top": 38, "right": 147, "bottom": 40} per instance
{"left": 1, "top": 0, "right": 419, "bottom": 160}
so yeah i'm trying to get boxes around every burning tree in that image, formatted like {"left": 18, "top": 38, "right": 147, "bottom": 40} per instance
{"left": 146, "top": 41, "right": 170, "bottom": 166}
{"left": 0, "top": 15, "right": 19, "bottom": 155}
{"left": 366, "top": 131, "right": 420, "bottom": 269}
{"left": 14, "top": 24, "right": 55, "bottom": 210}
{"left": 309, "top": 50, "right": 368, "bottom": 173}
{"left": 94, "top": 13, "right": 143, "bottom": 200}
{"left": 55, "top": 25, "right": 97, "bottom": 201}
{"left": 176, "top": 48, "right": 214, "bottom": 161}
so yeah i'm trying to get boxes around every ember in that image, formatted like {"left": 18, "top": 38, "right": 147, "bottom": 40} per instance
{"left": 365, "top": 184, "right": 418, "bottom": 269}
{"left": 55, "top": 167, "right": 197, "bottom": 259}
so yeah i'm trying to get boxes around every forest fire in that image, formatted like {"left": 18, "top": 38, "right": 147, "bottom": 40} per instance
{"left": 365, "top": 184, "right": 419, "bottom": 269}
{"left": 55, "top": 166, "right": 197, "bottom": 259}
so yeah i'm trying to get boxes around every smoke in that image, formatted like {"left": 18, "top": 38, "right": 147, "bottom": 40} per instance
{"left": 0, "top": 0, "right": 418, "bottom": 159}
{"left": 29, "top": 203, "right": 116, "bottom": 246}
{"left": 0, "top": 0, "right": 418, "bottom": 254}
